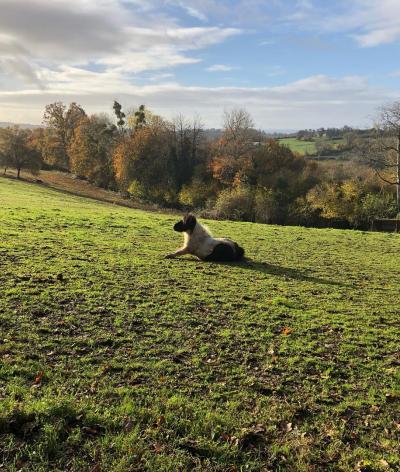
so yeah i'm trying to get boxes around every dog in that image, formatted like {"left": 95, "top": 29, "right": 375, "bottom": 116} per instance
{"left": 165, "top": 214, "right": 245, "bottom": 262}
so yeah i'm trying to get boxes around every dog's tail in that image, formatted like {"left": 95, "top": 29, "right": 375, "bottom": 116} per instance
{"left": 234, "top": 243, "right": 245, "bottom": 260}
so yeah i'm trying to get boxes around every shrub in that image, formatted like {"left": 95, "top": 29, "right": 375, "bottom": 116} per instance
{"left": 254, "top": 187, "right": 281, "bottom": 224}
{"left": 178, "top": 180, "right": 218, "bottom": 209}
{"left": 213, "top": 186, "right": 254, "bottom": 221}
{"left": 361, "top": 193, "right": 397, "bottom": 222}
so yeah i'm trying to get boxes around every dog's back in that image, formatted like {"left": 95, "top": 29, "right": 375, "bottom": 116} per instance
{"left": 204, "top": 238, "right": 245, "bottom": 262}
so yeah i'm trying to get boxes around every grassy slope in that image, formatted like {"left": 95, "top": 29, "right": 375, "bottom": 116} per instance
{"left": 1, "top": 178, "right": 400, "bottom": 472}
{"left": 2, "top": 169, "right": 160, "bottom": 212}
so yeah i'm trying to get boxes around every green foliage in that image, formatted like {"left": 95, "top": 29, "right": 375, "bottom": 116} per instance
{"left": 254, "top": 187, "right": 282, "bottom": 224}
{"left": 42, "top": 102, "right": 86, "bottom": 169}
{"left": 178, "top": 179, "right": 218, "bottom": 209}
{"left": 360, "top": 193, "right": 397, "bottom": 221}
{"left": 113, "top": 101, "right": 126, "bottom": 132}
{"left": 307, "top": 180, "right": 397, "bottom": 227}
{"left": 213, "top": 185, "right": 254, "bottom": 221}
{"left": 1, "top": 179, "right": 400, "bottom": 471}
{"left": 0, "top": 126, "right": 42, "bottom": 178}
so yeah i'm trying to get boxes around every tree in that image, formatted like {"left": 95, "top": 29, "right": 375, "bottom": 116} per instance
{"left": 68, "top": 114, "right": 117, "bottom": 187}
{"left": 42, "top": 101, "right": 86, "bottom": 169}
{"left": 126, "top": 105, "right": 163, "bottom": 132}
{"left": 113, "top": 116, "right": 175, "bottom": 203}
{"left": 134, "top": 105, "right": 146, "bottom": 129}
{"left": 113, "top": 101, "right": 126, "bottom": 134}
{"left": 0, "top": 148, "right": 6, "bottom": 174}
{"left": 170, "top": 114, "right": 204, "bottom": 189}
{"left": 315, "top": 137, "right": 334, "bottom": 157}
{"left": 360, "top": 101, "right": 400, "bottom": 213}
{"left": 0, "top": 127, "right": 42, "bottom": 178}
{"left": 210, "top": 108, "right": 255, "bottom": 185}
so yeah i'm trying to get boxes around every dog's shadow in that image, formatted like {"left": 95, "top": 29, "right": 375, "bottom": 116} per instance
{"left": 236, "top": 259, "right": 347, "bottom": 287}
{"left": 177, "top": 257, "right": 347, "bottom": 287}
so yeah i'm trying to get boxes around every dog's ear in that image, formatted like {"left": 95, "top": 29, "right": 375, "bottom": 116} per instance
{"left": 185, "top": 214, "right": 197, "bottom": 231}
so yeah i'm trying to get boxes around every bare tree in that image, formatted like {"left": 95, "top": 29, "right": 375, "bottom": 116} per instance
{"left": 360, "top": 102, "right": 400, "bottom": 213}
{"left": 223, "top": 108, "right": 254, "bottom": 143}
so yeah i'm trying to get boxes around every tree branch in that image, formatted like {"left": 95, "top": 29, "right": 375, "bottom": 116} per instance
{"left": 375, "top": 169, "right": 397, "bottom": 186}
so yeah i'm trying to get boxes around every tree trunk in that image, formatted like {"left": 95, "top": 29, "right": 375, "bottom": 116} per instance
{"left": 17, "top": 167, "right": 21, "bottom": 179}
{"left": 3, "top": 167, "right": 6, "bottom": 175}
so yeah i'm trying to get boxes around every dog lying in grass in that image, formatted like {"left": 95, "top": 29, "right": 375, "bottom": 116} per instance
{"left": 166, "top": 214, "right": 245, "bottom": 262}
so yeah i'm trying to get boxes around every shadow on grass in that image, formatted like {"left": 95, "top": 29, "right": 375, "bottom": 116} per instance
{"left": 171, "top": 256, "right": 347, "bottom": 287}
{"left": 232, "top": 259, "right": 347, "bottom": 287}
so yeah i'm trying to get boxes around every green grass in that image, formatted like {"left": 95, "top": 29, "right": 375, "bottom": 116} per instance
{"left": 278, "top": 138, "right": 317, "bottom": 155}
{"left": 1, "top": 177, "right": 400, "bottom": 471}
{"left": 278, "top": 137, "right": 346, "bottom": 156}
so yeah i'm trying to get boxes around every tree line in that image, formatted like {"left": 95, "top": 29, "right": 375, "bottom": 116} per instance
{"left": 1, "top": 100, "right": 399, "bottom": 228}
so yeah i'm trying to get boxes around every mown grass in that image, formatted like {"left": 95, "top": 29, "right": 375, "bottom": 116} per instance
{"left": 1, "top": 177, "right": 400, "bottom": 471}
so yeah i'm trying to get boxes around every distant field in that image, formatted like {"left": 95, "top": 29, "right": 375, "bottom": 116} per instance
{"left": 278, "top": 137, "right": 317, "bottom": 155}
{"left": 1, "top": 178, "right": 400, "bottom": 471}
{"left": 278, "top": 137, "right": 346, "bottom": 156}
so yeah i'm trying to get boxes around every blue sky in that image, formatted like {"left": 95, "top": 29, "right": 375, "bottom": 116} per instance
{"left": 0, "top": 0, "right": 399, "bottom": 129}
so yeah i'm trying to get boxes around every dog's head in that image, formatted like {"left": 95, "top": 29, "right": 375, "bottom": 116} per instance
{"left": 173, "top": 214, "right": 197, "bottom": 233}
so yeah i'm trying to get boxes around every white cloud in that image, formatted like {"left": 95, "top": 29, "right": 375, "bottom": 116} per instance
{"left": 207, "top": 64, "right": 237, "bottom": 72}
{"left": 320, "top": 0, "right": 400, "bottom": 47}
{"left": 296, "top": 0, "right": 400, "bottom": 47}
{"left": 0, "top": 0, "right": 241, "bottom": 88}
{"left": 0, "top": 74, "right": 396, "bottom": 129}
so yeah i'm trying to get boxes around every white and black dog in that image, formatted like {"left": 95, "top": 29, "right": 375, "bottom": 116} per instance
{"left": 166, "top": 214, "right": 245, "bottom": 262}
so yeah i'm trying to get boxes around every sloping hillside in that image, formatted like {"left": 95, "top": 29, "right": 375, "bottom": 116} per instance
{"left": 0, "top": 178, "right": 399, "bottom": 471}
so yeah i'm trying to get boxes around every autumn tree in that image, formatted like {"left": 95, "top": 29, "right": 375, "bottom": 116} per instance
{"left": 210, "top": 108, "right": 255, "bottom": 185}
{"left": 68, "top": 114, "right": 117, "bottom": 188}
{"left": 0, "top": 127, "right": 42, "bottom": 178}
{"left": 42, "top": 102, "right": 86, "bottom": 169}
{"left": 113, "top": 116, "right": 178, "bottom": 203}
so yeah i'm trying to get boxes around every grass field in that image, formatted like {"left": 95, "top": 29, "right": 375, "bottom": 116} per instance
{"left": 1, "top": 177, "right": 400, "bottom": 471}
{"left": 278, "top": 138, "right": 345, "bottom": 156}
{"left": 278, "top": 138, "right": 317, "bottom": 155}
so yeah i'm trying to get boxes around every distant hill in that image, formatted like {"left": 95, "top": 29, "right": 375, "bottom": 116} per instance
{"left": 203, "top": 128, "right": 299, "bottom": 141}
{"left": 0, "top": 121, "right": 41, "bottom": 129}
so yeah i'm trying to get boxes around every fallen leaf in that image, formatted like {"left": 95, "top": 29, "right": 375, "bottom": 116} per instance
{"left": 33, "top": 371, "right": 44, "bottom": 385}
{"left": 281, "top": 327, "right": 293, "bottom": 336}
{"left": 152, "top": 443, "right": 163, "bottom": 454}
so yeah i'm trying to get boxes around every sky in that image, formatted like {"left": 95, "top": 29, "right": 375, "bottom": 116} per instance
{"left": 0, "top": 0, "right": 400, "bottom": 129}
